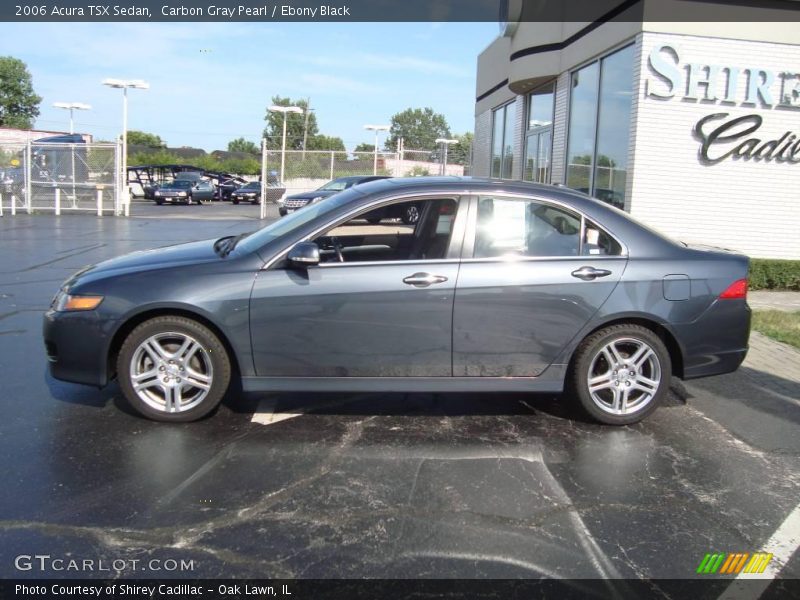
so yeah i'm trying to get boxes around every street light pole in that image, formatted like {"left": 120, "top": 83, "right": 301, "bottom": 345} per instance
{"left": 435, "top": 138, "right": 459, "bottom": 175}
{"left": 364, "top": 125, "right": 390, "bottom": 175}
{"left": 53, "top": 102, "right": 91, "bottom": 204}
{"left": 102, "top": 79, "right": 149, "bottom": 216}
{"left": 53, "top": 102, "right": 91, "bottom": 134}
{"left": 269, "top": 105, "right": 304, "bottom": 183}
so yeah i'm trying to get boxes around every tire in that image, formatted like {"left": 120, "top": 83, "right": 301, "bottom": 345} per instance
{"left": 567, "top": 324, "right": 671, "bottom": 425}
{"left": 232, "top": 199, "right": 240, "bottom": 205}
{"left": 154, "top": 199, "right": 164, "bottom": 206}
{"left": 401, "top": 204, "right": 420, "bottom": 225}
{"left": 116, "top": 316, "right": 232, "bottom": 422}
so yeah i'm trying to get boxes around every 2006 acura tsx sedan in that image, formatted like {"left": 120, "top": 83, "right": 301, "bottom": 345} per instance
{"left": 43, "top": 177, "right": 751, "bottom": 425}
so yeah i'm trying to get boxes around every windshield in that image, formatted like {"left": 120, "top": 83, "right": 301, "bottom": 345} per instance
{"left": 241, "top": 182, "right": 259, "bottom": 190}
{"left": 235, "top": 187, "right": 364, "bottom": 255}
{"left": 170, "top": 180, "right": 193, "bottom": 188}
{"left": 317, "top": 178, "right": 352, "bottom": 192}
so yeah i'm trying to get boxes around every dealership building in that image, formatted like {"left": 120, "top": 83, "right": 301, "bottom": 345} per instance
{"left": 472, "top": 3, "right": 800, "bottom": 259}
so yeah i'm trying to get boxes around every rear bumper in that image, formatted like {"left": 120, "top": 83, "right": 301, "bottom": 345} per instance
{"left": 43, "top": 309, "right": 114, "bottom": 387}
{"left": 674, "top": 298, "right": 751, "bottom": 380}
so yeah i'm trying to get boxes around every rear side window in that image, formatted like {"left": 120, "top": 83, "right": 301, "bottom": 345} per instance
{"left": 473, "top": 196, "right": 581, "bottom": 258}
{"left": 582, "top": 219, "right": 623, "bottom": 256}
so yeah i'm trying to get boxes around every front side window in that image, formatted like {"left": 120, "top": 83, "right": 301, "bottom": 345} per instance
{"left": 313, "top": 198, "right": 460, "bottom": 263}
{"left": 473, "top": 196, "right": 581, "bottom": 258}
{"left": 490, "top": 101, "right": 516, "bottom": 178}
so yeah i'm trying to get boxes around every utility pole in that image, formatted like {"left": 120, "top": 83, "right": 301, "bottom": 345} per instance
{"left": 302, "top": 97, "right": 312, "bottom": 160}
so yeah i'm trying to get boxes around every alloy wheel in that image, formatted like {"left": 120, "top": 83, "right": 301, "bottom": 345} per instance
{"left": 586, "top": 337, "right": 662, "bottom": 416}
{"left": 129, "top": 332, "right": 213, "bottom": 413}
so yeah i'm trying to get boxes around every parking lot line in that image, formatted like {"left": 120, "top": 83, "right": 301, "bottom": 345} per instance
{"left": 722, "top": 501, "right": 800, "bottom": 598}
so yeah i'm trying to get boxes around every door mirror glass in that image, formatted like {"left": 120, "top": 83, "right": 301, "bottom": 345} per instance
{"left": 287, "top": 241, "right": 320, "bottom": 267}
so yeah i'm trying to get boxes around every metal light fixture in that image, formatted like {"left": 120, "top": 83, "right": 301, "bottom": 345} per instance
{"left": 364, "top": 124, "right": 390, "bottom": 175}
{"left": 103, "top": 79, "right": 150, "bottom": 216}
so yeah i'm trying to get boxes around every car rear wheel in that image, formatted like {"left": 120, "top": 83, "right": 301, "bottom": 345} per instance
{"left": 117, "top": 316, "right": 231, "bottom": 422}
{"left": 568, "top": 324, "right": 671, "bottom": 425}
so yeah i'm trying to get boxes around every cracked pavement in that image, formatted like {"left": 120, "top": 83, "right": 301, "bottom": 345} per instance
{"left": 0, "top": 207, "right": 798, "bottom": 587}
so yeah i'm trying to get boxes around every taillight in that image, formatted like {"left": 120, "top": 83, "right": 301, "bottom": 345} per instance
{"left": 719, "top": 279, "right": 748, "bottom": 300}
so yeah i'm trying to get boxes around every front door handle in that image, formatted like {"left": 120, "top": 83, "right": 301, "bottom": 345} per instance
{"left": 571, "top": 266, "right": 612, "bottom": 281}
{"left": 403, "top": 272, "right": 448, "bottom": 288}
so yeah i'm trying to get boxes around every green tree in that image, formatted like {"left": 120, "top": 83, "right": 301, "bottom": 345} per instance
{"left": 127, "top": 130, "right": 164, "bottom": 148}
{"left": 0, "top": 56, "right": 42, "bottom": 129}
{"left": 447, "top": 132, "right": 474, "bottom": 165}
{"left": 263, "top": 96, "right": 317, "bottom": 151}
{"left": 307, "top": 135, "right": 345, "bottom": 151}
{"left": 227, "top": 137, "right": 260, "bottom": 154}
{"left": 385, "top": 107, "right": 451, "bottom": 151}
{"left": 354, "top": 143, "right": 375, "bottom": 153}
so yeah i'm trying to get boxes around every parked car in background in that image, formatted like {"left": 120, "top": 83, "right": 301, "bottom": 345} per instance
{"left": 231, "top": 180, "right": 287, "bottom": 205}
{"left": 231, "top": 182, "right": 261, "bottom": 205}
{"left": 153, "top": 179, "right": 215, "bottom": 205}
{"left": 44, "top": 177, "right": 750, "bottom": 425}
{"left": 279, "top": 175, "right": 390, "bottom": 217}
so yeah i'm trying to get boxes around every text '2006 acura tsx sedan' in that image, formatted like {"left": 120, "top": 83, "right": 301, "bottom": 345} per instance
{"left": 43, "top": 178, "right": 751, "bottom": 425}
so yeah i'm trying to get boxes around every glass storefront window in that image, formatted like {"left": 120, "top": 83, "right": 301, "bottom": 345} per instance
{"left": 491, "top": 101, "right": 516, "bottom": 179}
{"left": 594, "top": 45, "right": 634, "bottom": 209}
{"left": 565, "top": 44, "right": 633, "bottom": 209}
{"left": 565, "top": 62, "right": 600, "bottom": 194}
{"left": 524, "top": 82, "right": 555, "bottom": 183}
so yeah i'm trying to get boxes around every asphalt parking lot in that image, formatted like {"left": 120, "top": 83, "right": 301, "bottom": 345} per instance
{"left": 0, "top": 204, "right": 798, "bottom": 591}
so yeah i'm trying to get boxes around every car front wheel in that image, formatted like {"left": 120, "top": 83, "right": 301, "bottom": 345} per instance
{"left": 117, "top": 316, "right": 231, "bottom": 422}
{"left": 568, "top": 324, "right": 671, "bottom": 425}
{"left": 402, "top": 204, "right": 420, "bottom": 225}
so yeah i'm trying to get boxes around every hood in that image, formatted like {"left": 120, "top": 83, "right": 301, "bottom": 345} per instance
{"left": 64, "top": 239, "right": 221, "bottom": 290}
{"left": 285, "top": 189, "right": 336, "bottom": 201}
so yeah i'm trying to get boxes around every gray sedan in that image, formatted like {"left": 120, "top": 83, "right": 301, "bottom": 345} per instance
{"left": 43, "top": 178, "right": 750, "bottom": 425}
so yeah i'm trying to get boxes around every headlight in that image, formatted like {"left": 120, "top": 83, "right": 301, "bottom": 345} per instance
{"left": 55, "top": 294, "right": 104, "bottom": 312}
{"left": 178, "top": 191, "right": 187, "bottom": 197}
{"left": 155, "top": 191, "right": 161, "bottom": 196}
{"left": 309, "top": 196, "right": 324, "bottom": 204}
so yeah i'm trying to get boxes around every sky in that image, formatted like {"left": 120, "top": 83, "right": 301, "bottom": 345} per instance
{"left": 1, "top": 22, "right": 498, "bottom": 151}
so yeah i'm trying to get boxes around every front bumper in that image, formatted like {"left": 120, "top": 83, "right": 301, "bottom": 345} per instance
{"left": 43, "top": 309, "right": 115, "bottom": 387}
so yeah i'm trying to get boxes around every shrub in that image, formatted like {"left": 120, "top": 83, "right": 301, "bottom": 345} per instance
{"left": 749, "top": 259, "right": 800, "bottom": 291}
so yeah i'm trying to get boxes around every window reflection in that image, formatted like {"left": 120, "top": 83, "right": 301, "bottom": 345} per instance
{"left": 565, "top": 45, "right": 633, "bottom": 209}
{"left": 491, "top": 101, "right": 516, "bottom": 179}
{"left": 524, "top": 82, "right": 555, "bottom": 183}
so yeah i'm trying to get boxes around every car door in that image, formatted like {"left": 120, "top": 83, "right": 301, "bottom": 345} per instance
{"left": 249, "top": 196, "right": 467, "bottom": 377}
{"left": 453, "top": 194, "right": 626, "bottom": 377}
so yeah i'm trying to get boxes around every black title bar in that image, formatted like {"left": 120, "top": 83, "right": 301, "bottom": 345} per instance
{"left": 2, "top": 0, "right": 800, "bottom": 22}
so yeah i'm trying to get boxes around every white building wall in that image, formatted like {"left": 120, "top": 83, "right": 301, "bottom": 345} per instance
{"left": 511, "top": 95, "right": 525, "bottom": 180}
{"left": 472, "top": 110, "right": 492, "bottom": 177}
{"left": 629, "top": 32, "right": 800, "bottom": 259}
{"left": 550, "top": 71, "right": 571, "bottom": 184}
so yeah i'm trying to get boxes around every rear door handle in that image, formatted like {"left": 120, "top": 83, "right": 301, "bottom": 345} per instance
{"left": 571, "top": 266, "right": 612, "bottom": 281}
{"left": 403, "top": 272, "right": 448, "bottom": 288}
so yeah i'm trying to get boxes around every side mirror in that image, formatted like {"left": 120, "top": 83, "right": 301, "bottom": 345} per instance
{"left": 287, "top": 241, "right": 320, "bottom": 267}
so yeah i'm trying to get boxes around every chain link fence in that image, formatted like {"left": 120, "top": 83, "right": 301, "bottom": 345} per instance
{"left": 265, "top": 149, "right": 466, "bottom": 199}
{"left": 1, "top": 141, "right": 121, "bottom": 217}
